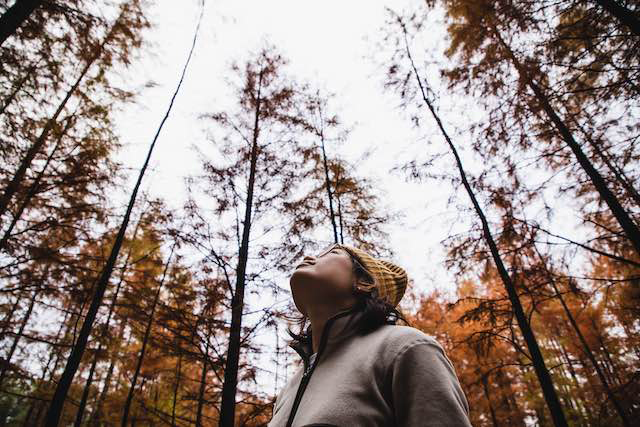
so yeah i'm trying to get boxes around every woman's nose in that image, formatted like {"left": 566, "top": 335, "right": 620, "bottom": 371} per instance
{"left": 303, "top": 255, "right": 315, "bottom": 262}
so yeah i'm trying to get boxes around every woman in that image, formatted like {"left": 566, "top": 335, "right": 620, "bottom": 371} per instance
{"left": 267, "top": 243, "right": 472, "bottom": 427}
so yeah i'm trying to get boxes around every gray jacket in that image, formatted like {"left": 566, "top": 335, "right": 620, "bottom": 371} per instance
{"left": 267, "top": 306, "right": 472, "bottom": 427}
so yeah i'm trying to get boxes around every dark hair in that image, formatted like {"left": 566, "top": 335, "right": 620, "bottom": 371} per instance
{"left": 286, "top": 250, "right": 411, "bottom": 345}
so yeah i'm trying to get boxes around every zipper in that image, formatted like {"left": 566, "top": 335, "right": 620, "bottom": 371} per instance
{"left": 284, "top": 307, "right": 356, "bottom": 427}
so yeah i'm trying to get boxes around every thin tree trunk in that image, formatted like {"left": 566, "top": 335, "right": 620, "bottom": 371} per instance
{"left": 21, "top": 310, "right": 70, "bottom": 427}
{"left": 0, "top": 61, "right": 39, "bottom": 116}
{"left": 0, "top": 289, "right": 38, "bottom": 387}
{"left": 480, "top": 372, "right": 499, "bottom": 427}
{"left": 121, "top": 241, "right": 177, "bottom": 426}
{"left": 555, "top": 327, "right": 594, "bottom": 422}
{"left": 0, "top": 0, "right": 45, "bottom": 46}
{"left": 395, "top": 16, "right": 569, "bottom": 427}
{"left": 594, "top": 0, "right": 640, "bottom": 37}
{"left": 335, "top": 176, "right": 345, "bottom": 244}
{"left": 218, "top": 70, "right": 264, "bottom": 427}
{"left": 44, "top": 4, "right": 204, "bottom": 423}
{"left": 0, "top": 26, "right": 114, "bottom": 223}
{"left": 0, "top": 296, "right": 21, "bottom": 342}
{"left": 73, "top": 210, "right": 146, "bottom": 427}
{"left": 590, "top": 317, "right": 623, "bottom": 386}
{"left": 195, "top": 342, "right": 209, "bottom": 427}
{"left": 534, "top": 247, "right": 631, "bottom": 426}
{"left": 318, "top": 112, "right": 339, "bottom": 242}
{"left": 0, "top": 117, "right": 71, "bottom": 252}
{"left": 89, "top": 318, "right": 128, "bottom": 427}
{"left": 575, "top": 120, "right": 640, "bottom": 207}
{"left": 171, "top": 351, "right": 183, "bottom": 427}
{"left": 492, "top": 27, "right": 640, "bottom": 257}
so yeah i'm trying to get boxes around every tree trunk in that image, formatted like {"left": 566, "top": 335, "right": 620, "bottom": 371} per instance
{"left": 320, "top": 130, "right": 338, "bottom": 243}
{"left": 171, "top": 351, "right": 183, "bottom": 427}
{"left": 0, "top": 0, "right": 45, "bottom": 46}
{"left": 493, "top": 27, "right": 640, "bottom": 257}
{"left": 89, "top": 318, "right": 128, "bottom": 427}
{"left": 0, "top": 117, "right": 70, "bottom": 252}
{"left": 535, "top": 248, "right": 631, "bottom": 426}
{"left": 0, "top": 60, "right": 39, "bottom": 116}
{"left": 0, "top": 289, "right": 38, "bottom": 387}
{"left": 0, "top": 29, "right": 113, "bottom": 223}
{"left": 0, "top": 296, "right": 21, "bottom": 342}
{"left": 22, "top": 311, "right": 69, "bottom": 427}
{"left": 218, "top": 71, "right": 263, "bottom": 427}
{"left": 555, "top": 327, "right": 594, "bottom": 422}
{"left": 575, "top": 120, "right": 640, "bottom": 207}
{"left": 397, "top": 17, "right": 570, "bottom": 427}
{"left": 121, "top": 241, "right": 177, "bottom": 426}
{"left": 594, "top": 0, "right": 640, "bottom": 37}
{"left": 195, "top": 342, "right": 209, "bottom": 427}
{"left": 44, "top": 4, "right": 203, "bottom": 422}
{"left": 73, "top": 211, "right": 146, "bottom": 426}
{"left": 335, "top": 176, "right": 345, "bottom": 244}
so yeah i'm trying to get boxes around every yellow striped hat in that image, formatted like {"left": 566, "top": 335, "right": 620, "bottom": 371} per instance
{"left": 327, "top": 244, "right": 408, "bottom": 308}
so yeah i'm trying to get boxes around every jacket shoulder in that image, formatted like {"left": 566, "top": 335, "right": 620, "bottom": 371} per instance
{"left": 374, "top": 324, "right": 441, "bottom": 358}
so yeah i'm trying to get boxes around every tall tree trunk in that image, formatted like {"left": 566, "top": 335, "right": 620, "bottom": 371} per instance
{"left": 195, "top": 342, "right": 209, "bottom": 427}
{"left": 574, "top": 120, "right": 640, "bottom": 207}
{"left": 492, "top": 27, "right": 640, "bottom": 257}
{"left": 0, "top": 289, "right": 38, "bottom": 387}
{"left": 171, "top": 350, "right": 183, "bottom": 427}
{"left": 22, "top": 311, "right": 69, "bottom": 427}
{"left": 0, "top": 116, "right": 71, "bottom": 252}
{"left": 590, "top": 317, "right": 623, "bottom": 386}
{"left": 556, "top": 335, "right": 594, "bottom": 422}
{"left": 534, "top": 247, "right": 631, "bottom": 426}
{"left": 218, "top": 70, "right": 264, "bottom": 427}
{"left": 335, "top": 176, "right": 345, "bottom": 244}
{"left": 0, "top": 25, "right": 115, "bottom": 223}
{"left": 594, "top": 0, "right": 640, "bottom": 37}
{"left": 0, "top": 0, "right": 45, "bottom": 46}
{"left": 121, "top": 241, "right": 177, "bottom": 426}
{"left": 44, "top": 3, "right": 204, "bottom": 423}
{"left": 319, "top": 122, "right": 339, "bottom": 243}
{"left": 73, "top": 210, "right": 146, "bottom": 426}
{"left": 395, "top": 17, "right": 570, "bottom": 427}
{"left": 89, "top": 318, "right": 128, "bottom": 427}
{"left": 0, "top": 296, "right": 21, "bottom": 342}
{"left": 0, "top": 60, "right": 39, "bottom": 116}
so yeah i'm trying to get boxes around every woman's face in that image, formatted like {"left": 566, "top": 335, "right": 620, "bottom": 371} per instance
{"left": 289, "top": 244, "right": 358, "bottom": 316}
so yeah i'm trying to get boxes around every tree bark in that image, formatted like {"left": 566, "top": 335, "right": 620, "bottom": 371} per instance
{"left": 121, "top": 241, "right": 177, "bottom": 426}
{"left": 44, "top": 4, "right": 203, "bottom": 422}
{"left": 493, "top": 27, "right": 640, "bottom": 257}
{"left": 73, "top": 211, "right": 146, "bottom": 426}
{"left": 0, "top": 61, "right": 39, "bottom": 116}
{"left": 218, "top": 71, "right": 263, "bottom": 427}
{"left": 0, "top": 289, "right": 38, "bottom": 387}
{"left": 195, "top": 342, "right": 209, "bottom": 427}
{"left": 318, "top": 107, "right": 339, "bottom": 243}
{"left": 0, "top": 117, "right": 70, "bottom": 253}
{"left": 396, "top": 17, "right": 570, "bottom": 427}
{"left": 0, "top": 0, "right": 45, "bottom": 46}
{"left": 535, "top": 247, "right": 631, "bottom": 426}
{"left": 89, "top": 319, "right": 128, "bottom": 427}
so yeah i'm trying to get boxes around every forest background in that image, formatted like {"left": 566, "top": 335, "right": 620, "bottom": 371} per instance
{"left": 0, "top": 0, "right": 638, "bottom": 426}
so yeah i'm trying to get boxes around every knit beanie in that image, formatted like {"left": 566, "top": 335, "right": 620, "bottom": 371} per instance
{"left": 337, "top": 244, "right": 408, "bottom": 308}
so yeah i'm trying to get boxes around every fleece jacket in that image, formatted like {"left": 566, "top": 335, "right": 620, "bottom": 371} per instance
{"left": 267, "top": 305, "right": 472, "bottom": 427}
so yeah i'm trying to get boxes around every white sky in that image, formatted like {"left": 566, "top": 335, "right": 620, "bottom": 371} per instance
{"left": 108, "top": 0, "right": 534, "bottom": 402}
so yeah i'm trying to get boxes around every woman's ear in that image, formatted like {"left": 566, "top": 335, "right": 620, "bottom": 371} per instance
{"left": 354, "top": 280, "right": 376, "bottom": 294}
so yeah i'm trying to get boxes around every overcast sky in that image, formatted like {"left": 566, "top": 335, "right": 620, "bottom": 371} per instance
{"left": 110, "top": 0, "right": 502, "bottom": 399}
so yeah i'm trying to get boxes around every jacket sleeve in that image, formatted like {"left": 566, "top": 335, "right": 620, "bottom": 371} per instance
{"left": 390, "top": 337, "right": 472, "bottom": 427}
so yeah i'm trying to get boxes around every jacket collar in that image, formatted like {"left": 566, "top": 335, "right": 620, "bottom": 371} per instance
{"left": 288, "top": 306, "right": 364, "bottom": 367}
